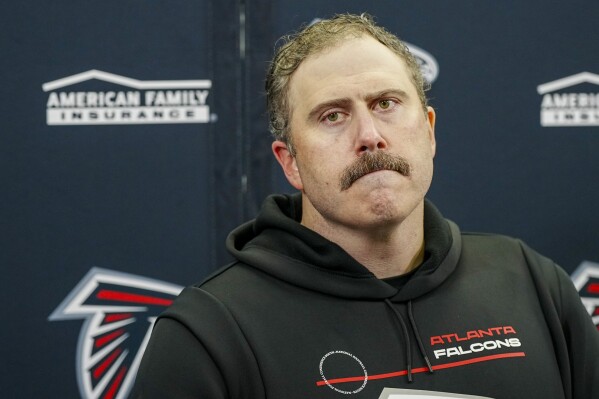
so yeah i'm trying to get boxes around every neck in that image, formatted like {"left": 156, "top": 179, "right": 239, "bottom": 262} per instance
{"left": 302, "top": 201, "right": 426, "bottom": 279}
{"left": 364, "top": 234, "right": 425, "bottom": 278}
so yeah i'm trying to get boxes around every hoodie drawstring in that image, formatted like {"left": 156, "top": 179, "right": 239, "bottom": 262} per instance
{"left": 384, "top": 298, "right": 413, "bottom": 381}
{"left": 408, "top": 301, "right": 434, "bottom": 374}
{"left": 384, "top": 299, "right": 434, "bottom": 382}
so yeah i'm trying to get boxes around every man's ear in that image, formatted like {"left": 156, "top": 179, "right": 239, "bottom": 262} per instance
{"left": 272, "top": 141, "right": 303, "bottom": 190}
{"left": 426, "top": 106, "right": 437, "bottom": 158}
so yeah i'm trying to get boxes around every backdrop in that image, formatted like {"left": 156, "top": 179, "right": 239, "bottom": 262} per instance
{"left": 2, "top": 1, "right": 598, "bottom": 398}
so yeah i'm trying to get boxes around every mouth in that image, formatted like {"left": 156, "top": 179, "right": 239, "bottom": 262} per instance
{"left": 339, "top": 152, "right": 411, "bottom": 191}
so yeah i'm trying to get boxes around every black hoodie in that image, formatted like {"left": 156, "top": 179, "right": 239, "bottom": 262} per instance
{"left": 132, "top": 194, "right": 599, "bottom": 399}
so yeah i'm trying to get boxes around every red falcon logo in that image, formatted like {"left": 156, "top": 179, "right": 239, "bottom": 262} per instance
{"left": 49, "top": 267, "right": 183, "bottom": 399}
{"left": 571, "top": 261, "right": 599, "bottom": 330}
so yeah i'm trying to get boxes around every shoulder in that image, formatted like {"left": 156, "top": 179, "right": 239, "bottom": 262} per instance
{"left": 459, "top": 231, "right": 550, "bottom": 266}
{"left": 162, "top": 262, "right": 251, "bottom": 327}
{"left": 461, "top": 231, "right": 554, "bottom": 264}
{"left": 134, "top": 262, "right": 267, "bottom": 398}
{"left": 458, "top": 231, "right": 568, "bottom": 291}
{"left": 161, "top": 261, "right": 273, "bottom": 330}
{"left": 461, "top": 230, "right": 529, "bottom": 251}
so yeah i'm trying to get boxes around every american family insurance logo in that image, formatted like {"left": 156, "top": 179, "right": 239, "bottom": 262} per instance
{"left": 49, "top": 268, "right": 183, "bottom": 399}
{"left": 537, "top": 72, "right": 599, "bottom": 127}
{"left": 42, "top": 70, "right": 213, "bottom": 125}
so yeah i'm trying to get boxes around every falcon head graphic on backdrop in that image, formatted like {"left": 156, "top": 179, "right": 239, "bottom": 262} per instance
{"left": 571, "top": 260, "right": 599, "bottom": 330}
{"left": 49, "top": 267, "right": 183, "bottom": 399}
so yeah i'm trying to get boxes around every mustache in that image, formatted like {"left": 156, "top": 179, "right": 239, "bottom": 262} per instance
{"left": 339, "top": 151, "right": 411, "bottom": 191}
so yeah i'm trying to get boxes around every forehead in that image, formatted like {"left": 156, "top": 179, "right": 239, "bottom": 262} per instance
{"left": 287, "top": 36, "right": 417, "bottom": 114}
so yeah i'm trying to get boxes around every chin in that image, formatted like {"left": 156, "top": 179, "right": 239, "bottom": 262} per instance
{"left": 367, "top": 192, "right": 421, "bottom": 222}
{"left": 367, "top": 198, "right": 402, "bottom": 221}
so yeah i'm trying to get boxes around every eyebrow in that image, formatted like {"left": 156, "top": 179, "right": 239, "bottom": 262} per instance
{"left": 307, "top": 98, "right": 352, "bottom": 122}
{"left": 364, "top": 89, "right": 410, "bottom": 103}
{"left": 306, "top": 89, "right": 411, "bottom": 122}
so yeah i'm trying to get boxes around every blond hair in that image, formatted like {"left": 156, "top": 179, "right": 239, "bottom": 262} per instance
{"left": 265, "top": 13, "right": 429, "bottom": 152}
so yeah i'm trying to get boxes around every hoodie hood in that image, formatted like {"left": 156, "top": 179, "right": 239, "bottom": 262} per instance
{"left": 226, "top": 193, "right": 461, "bottom": 301}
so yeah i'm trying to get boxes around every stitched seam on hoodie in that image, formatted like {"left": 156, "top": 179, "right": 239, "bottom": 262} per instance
{"left": 243, "top": 243, "right": 376, "bottom": 280}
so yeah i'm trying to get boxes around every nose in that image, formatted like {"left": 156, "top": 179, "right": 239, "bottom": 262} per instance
{"left": 354, "top": 107, "right": 388, "bottom": 155}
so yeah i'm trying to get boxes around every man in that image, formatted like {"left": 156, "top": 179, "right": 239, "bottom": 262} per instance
{"left": 132, "top": 14, "right": 598, "bottom": 398}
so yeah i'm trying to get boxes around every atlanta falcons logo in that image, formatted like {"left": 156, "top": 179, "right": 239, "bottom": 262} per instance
{"left": 571, "top": 261, "right": 599, "bottom": 330}
{"left": 49, "top": 267, "right": 183, "bottom": 399}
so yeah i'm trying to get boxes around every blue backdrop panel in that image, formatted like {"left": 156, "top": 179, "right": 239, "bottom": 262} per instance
{"left": 1, "top": 1, "right": 240, "bottom": 397}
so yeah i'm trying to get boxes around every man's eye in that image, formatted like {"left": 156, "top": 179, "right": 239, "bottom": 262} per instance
{"left": 379, "top": 100, "right": 391, "bottom": 109}
{"left": 326, "top": 112, "right": 339, "bottom": 122}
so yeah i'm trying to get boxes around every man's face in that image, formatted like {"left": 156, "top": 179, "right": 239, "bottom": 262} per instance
{"left": 272, "top": 35, "right": 436, "bottom": 234}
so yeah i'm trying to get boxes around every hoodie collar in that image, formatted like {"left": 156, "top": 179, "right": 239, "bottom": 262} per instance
{"left": 226, "top": 193, "right": 461, "bottom": 301}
